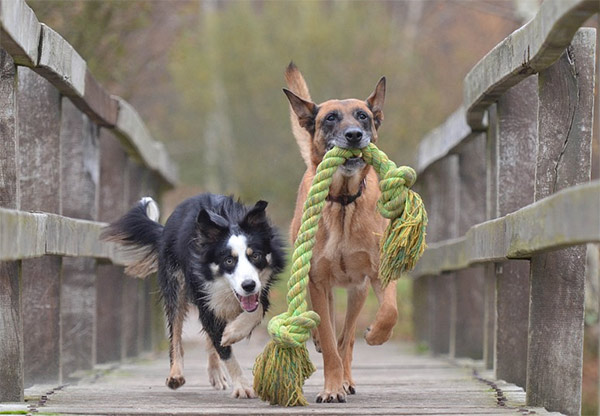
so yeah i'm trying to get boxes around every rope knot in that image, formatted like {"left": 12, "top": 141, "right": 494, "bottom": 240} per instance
{"left": 377, "top": 166, "right": 416, "bottom": 219}
{"left": 268, "top": 310, "right": 320, "bottom": 348}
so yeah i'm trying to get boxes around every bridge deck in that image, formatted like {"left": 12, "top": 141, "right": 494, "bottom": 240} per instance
{"left": 3, "top": 330, "right": 557, "bottom": 415}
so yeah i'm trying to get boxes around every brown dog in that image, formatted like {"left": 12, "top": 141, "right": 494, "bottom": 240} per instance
{"left": 284, "top": 63, "right": 398, "bottom": 403}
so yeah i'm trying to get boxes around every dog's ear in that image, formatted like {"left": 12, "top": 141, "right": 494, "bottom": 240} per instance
{"left": 283, "top": 89, "right": 318, "bottom": 135}
{"left": 366, "top": 77, "right": 385, "bottom": 129}
{"left": 241, "top": 200, "right": 269, "bottom": 231}
{"left": 197, "top": 209, "right": 229, "bottom": 240}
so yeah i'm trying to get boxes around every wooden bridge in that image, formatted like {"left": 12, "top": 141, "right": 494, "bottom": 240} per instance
{"left": 0, "top": 0, "right": 599, "bottom": 415}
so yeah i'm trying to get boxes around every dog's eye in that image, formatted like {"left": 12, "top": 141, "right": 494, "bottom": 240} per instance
{"left": 325, "top": 113, "right": 337, "bottom": 122}
{"left": 357, "top": 112, "right": 368, "bottom": 120}
{"left": 223, "top": 257, "right": 235, "bottom": 266}
{"left": 250, "top": 252, "right": 263, "bottom": 262}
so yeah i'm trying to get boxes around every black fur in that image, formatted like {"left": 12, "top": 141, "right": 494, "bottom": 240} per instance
{"left": 102, "top": 193, "right": 286, "bottom": 362}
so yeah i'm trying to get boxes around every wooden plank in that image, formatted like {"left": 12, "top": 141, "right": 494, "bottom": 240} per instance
{"left": 61, "top": 257, "right": 97, "bottom": 380}
{"left": 411, "top": 179, "right": 600, "bottom": 276}
{"left": 420, "top": 156, "right": 459, "bottom": 355}
{"left": 0, "top": 47, "right": 23, "bottom": 404}
{"left": 494, "top": 75, "right": 538, "bottom": 390}
{"left": 0, "top": 261, "right": 22, "bottom": 402}
{"left": 35, "top": 24, "right": 86, "bottom": 98}
{"left": 0, "top": 50, "right": 18, "bottom": 208}
{"left": 416, "top": 107, "right": 472, "bottom": 173}
{"left": 451, "top": 133, "right": 486, "bottom": 360}
{"left": 60, "top": 97, "right": 99, "bottom": 220}
{"left": 96, "top": 128, "right": 128, "bottom": 363}
{"left": 526, "top": 28, "right": 596, "bottom": 415}
{"left": 22, "top": 257, "right": 61, "bottom": 386}
{"left": 0, "top": 0, "right": 41, "bottom": 67}
{"left": 464, "top": 0, "right": 598, "bottom": 129}
{"left": 80, "top": 70, "right": 118, "bottom": 127}
{"left": 59, "top": 97, "right": 99, "bottom": 381}
{"left": 17, "top": 65, "right": 63, "bottom": 388}
{"left": 114, "top": 97, "right": 178, "bottom": 187}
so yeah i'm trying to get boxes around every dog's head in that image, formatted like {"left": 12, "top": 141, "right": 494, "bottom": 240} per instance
{"left": 284, "top": 76, "right": 385, "bottom": 176}
{"left": 197, "top": 201, "right": 284, "bottom": 313}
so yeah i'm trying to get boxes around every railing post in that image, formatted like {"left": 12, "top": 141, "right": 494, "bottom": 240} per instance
{"left": 59, "top": 97, "right": 100, "bottom": 380}
{"left": 420, "top": 156, "right": 459, "bottom": 355}
{"left": 96, "top": 129, "right": 128, "bottom": 364}
{"left": 0, "top": 49, "right": 23, "bottom": 402}
{"left": 453, "top": 134, "right": 486, "bottom": 359}
{"left": 493, "top": 75, "right": 539, "bottom": 389}
{"left": 17, "top": 67, "right": 63, "bottom": 387}
{"left": 526, "top": 28, "right": 596, "bottom": 415}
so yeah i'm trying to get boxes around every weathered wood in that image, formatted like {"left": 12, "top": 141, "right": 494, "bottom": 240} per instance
{"left": 526, "top": 28, "right": 595, "bottom": 415}
{"left": 0, "top": 50, "right": 18, "bottom": 208}
{"left": 61, "top": 257, "right": 97, "bottom": 380}
{"left": 96, "top": 128, "right": 129, "bottom": 363}
{"left": 60, "top": 97, "right": 99, "bottom": 220}
{"left": 21, "top": 257, "right": 61, "bottom": 386}
{"left": 416, "top": 107, "right": 472, "bottom": 173}
{"left": 59, "top": 97, "right": 100, "bottom": 381}
{"left": 411, "top": 179, "right": 600, "bottom": 276}
{"left": 17, "top": 65, "right": 63, "bottom": 388}
{"left": 21, "top": 334, "right": 558, "bottom": 415}
{"left": 495, "top": 75, "right": 538, "bottom": 389}
{"left": 420, "top": 156, "right": 459, "bottom": 355}
{"left": 81, "top": 70, "right": 118, "bottom": 127}
{"left": 17, "top": 67, "right": 61, "bottom": 212}
{"left": 0, "top": 261, "right": 22, "bottom": 402}
{"left": 464, "top": 0, "right": 598, "bottom": 129}
{"left": 451, "top": 134, "right": 486, "bottom": 359}
{"left": 114, "top": 97, "right": 178, "bottom": 187}
{"left": 35, "top": 24, "right": 86, "bottom": 98}
{"left": 0, "top": 0, "right": 41, "bottom": 67}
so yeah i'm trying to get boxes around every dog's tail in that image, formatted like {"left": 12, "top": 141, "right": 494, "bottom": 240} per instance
{"left": 101, "top": 197, "right": 163, "bottom": 278}
{"left": 285, "top": 62, "right": 313, "bottom": 168}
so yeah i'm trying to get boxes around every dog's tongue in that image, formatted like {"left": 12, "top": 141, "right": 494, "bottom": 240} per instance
{"left": 239, "top": 293, "right": 259, "bottom": 312}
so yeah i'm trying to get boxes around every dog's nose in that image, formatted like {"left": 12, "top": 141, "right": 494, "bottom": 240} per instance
{"left": 241, "top": 279, "right": 256, "bottom": 293}
{"left": 344, "top": 128, "right": 363, "bottom": 146}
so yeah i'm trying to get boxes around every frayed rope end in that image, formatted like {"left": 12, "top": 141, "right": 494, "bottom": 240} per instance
{"left": 253, "top": 340, "right": 316, "bottom": 406}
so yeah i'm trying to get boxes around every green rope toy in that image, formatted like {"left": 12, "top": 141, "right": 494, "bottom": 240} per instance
{"left": 252, "top": 143, "right": 427, "bottom": 406}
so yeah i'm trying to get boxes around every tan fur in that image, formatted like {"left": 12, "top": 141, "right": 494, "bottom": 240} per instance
{"left": 103, "top": 234, "right": 158, "bottom": 278}
{"left": 285, "top": 64, "right": 398, "bottom": 403}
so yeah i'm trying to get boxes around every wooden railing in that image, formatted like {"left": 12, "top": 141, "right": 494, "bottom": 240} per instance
{"left": 0, "top": 0, "right": 177, "bottom": 402}
{"left": 410, "top": 1, "right": 598, "bottom": 414}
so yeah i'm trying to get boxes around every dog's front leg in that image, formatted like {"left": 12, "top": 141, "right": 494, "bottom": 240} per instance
{"left": 310, "top": 280, "right": 346, "bottom": 403}
{"left": 220, "top": 304, "right": 263, "bottom": 347}
{"left": 206, "top": 335, "right": 229, "bottom": 390}
{"left": 223, "top": 353, "right": 256, "bottom": 399}
{"left": 365, "top": 278, "right": 398, "bottom": 345}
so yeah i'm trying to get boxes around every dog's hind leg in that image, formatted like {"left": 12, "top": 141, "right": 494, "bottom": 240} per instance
{"left": 206, "top": 334, "right": 229, "bottom": 390}
{"left": 364, "top": 278, "right": 398, "bottom": 345}
{"left": 162, "top": 269, "right": 188, "bottom": 389}
{"left": 338, "top": 282, "right": 369, "bottom": 395}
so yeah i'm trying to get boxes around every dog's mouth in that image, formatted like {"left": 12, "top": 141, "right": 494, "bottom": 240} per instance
{"left": 235, "top": 292, "right": 260, "bottom": 312}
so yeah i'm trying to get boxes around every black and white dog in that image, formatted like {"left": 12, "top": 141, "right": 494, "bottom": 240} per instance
{"left": 102, "top": 194, "right": 285, "bottom": 398}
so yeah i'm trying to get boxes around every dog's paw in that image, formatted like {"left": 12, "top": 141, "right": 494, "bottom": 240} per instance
{"left": 208, "top": 362, "right": 229, "bottom": 390}
{"left": 316, "top": 389, "right": 346, "bottom": 403}
{"left": 166, "top": 375, "right": 186, "bottom": 390}
{"left": 364, "top": 323, "right": 393, "bottom": 346}
{"left": 231, "top": 378, "right": 256, "bottom": 399}
{"left": 342, "top": 380, "right": 356, "bottom": 395}
{"left": 221, "top": 323, "right": 248, "bottom": 347}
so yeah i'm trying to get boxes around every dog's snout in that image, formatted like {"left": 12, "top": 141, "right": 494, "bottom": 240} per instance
{"left": 241, "top": 279, "right": 256, "bottom": 293}
{"left": 344, "top": 128, "right": 363, "bottom": 146}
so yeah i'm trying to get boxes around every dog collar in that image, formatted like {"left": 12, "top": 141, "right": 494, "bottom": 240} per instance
{"left": 326, "top": 179, "right": 366, "bottom": 206}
